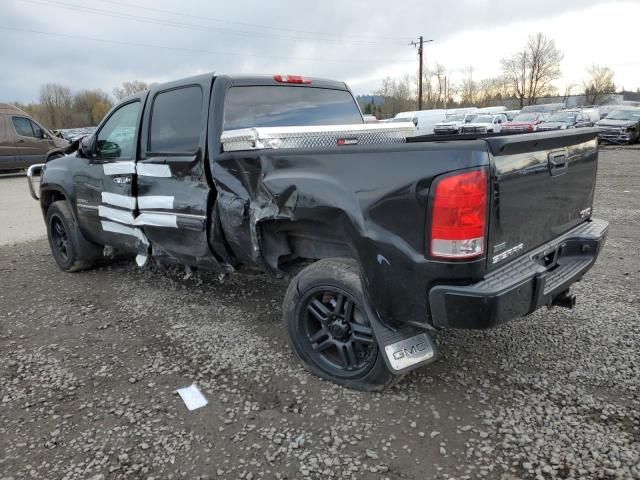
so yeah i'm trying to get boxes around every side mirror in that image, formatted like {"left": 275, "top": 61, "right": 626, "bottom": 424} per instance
{"left": 78, "top": 135, "right": 95, "bottom": 159}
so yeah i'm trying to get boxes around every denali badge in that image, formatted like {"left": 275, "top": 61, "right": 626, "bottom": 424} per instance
{"left": 384, "top": 333, "right": 434, "bottom": 371}
{"left": 337, "top": 137, "right": 358, "bottom": 146}
{"left": 492, "top": 242, "right": 524, "bottom": 264}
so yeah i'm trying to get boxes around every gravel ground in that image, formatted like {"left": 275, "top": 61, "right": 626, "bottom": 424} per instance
{"left": 0, "top": 147, "right": 638, "bottom": 480}
{"left": 0, "top": 173, "right": 46, "bottom": 246}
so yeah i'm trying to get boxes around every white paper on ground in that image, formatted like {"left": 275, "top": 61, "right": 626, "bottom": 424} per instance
{"left": 176, "top": 384, "right": 208, "bottom": 411}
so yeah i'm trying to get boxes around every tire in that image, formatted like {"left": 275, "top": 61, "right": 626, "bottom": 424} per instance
{"left": 283, "top": 258, "right": 398, "bottom": 392}
{"left": 46, "top": 200, "right": 102, "bottom": 272}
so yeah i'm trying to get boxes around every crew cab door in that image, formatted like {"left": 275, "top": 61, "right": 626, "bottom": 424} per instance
{"left": 136, "top": 78, "right": 219, "bottom": 269}
{"left": 75, "top": 97, "right": 145, "bottom": 249}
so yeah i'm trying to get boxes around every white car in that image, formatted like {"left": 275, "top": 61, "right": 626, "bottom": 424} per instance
{"left": 434, "top": 113, "right": 476, "bottom": 134}
{"left": 460, "top": 113, "right": 508, "bottom": 134}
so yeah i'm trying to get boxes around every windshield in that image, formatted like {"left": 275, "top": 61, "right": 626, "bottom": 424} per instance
{"left": 545, "top": 112, "right": 577, "bottom": 123}
{"left": 444, "top": 114, "right": 465, "bottom": 122}
{"left": 464, "top": 114, "right": 478, "bottom": 123}
{"left": 473, "top": 115, "right": 494, "bottom": 124}
{"left": 605, "top": 110, "right": 640, "bottom": 121}
{"left": 512, "top": 113, "right": 539, "bottom": 122}
{"left": 223, "top": 86, "right": 363, "bottom": 130}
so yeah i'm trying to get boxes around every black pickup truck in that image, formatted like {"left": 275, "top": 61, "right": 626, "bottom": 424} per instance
{"left": 27, "top": 73, "right": 608, "bottom": 391}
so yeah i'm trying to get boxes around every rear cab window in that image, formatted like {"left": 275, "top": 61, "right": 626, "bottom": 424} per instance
{"left": 223, "top": 86, "right": 363, "bottom": 130}
{"left": 149, "top": 86, "right": 203, "bottom": 153}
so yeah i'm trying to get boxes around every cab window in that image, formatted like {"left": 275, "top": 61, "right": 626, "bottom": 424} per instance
{"left": 96, "top": 101, "right": 140, "bottom": 160}
{"left": 149, "top": 86, "right": 203, "bottom": 154}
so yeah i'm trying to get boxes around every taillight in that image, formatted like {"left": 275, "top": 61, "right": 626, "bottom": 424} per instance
{"left": 273, "top": 74, "right": 312, "bottom": 84}
{"left": 429, "top": 169, "right": 487, "bottom": 259}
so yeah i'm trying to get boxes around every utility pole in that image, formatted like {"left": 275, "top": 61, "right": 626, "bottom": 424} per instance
{"left": 409, "top": 37, "right": 433, "bottom": 110}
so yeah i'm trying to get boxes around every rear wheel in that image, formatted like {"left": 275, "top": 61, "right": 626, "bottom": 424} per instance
{"left": 283, "top": 258, "right": 398, "bottom": 391}
{"left": 46, "top": 200, "right": 102, "bottom": 272}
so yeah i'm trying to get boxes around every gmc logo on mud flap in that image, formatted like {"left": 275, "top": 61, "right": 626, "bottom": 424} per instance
{"left": 392, "top": 341, "right": 428, "bottom": 360}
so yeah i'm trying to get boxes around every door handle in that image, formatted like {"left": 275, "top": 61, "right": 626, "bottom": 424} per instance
{"left": 548, "top": 152, "right": 568, "bottom": 176}
{"left": 16, "top": 139, "right": 25, "bottom": 143}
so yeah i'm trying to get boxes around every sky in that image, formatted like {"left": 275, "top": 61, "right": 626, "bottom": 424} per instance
{"left": 1, "top": 0, "right": 639, "bottom": 103}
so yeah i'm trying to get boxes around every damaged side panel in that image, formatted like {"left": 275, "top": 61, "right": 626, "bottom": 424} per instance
{"left": 212, "top": 142, "right": 491, "bottom": 326}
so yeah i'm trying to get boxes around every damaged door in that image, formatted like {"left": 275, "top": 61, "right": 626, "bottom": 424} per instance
{"left": 76, "top": 97, "right": 147, "bottom": 252}
{"left": 136, "top": 79, "right": 219, "bottom": 269}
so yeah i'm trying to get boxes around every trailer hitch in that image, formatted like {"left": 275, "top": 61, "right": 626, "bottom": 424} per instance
{"left": 551, "top": 290, "right": 576, "bottom": 309}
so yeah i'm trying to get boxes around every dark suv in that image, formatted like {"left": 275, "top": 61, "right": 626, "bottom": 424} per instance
{"left": 538, "top": 110, "right": 594, "bottom": 131}
{"left": 595, "top": 109, "right": 640, "bottom": 144}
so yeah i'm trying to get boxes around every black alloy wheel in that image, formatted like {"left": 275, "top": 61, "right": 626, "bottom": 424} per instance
{"left": 50, "top": 215, "right": 70, "bottom": 262}
{"left": 299, "top": 286, "right": 377, "bottom": 379}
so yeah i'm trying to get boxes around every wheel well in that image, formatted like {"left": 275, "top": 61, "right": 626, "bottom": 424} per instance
{"left": 260, "top": 219, "right": 355, "bottom": 274}
{"left": 41, "top": 190, "right": 67, "bottom": 216}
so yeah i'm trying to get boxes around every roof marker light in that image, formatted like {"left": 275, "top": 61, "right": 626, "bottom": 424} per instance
{"left": 273, "top": 74, "right": 312, "bottom": 84}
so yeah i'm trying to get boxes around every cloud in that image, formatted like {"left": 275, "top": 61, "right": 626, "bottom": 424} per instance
{"left": 0, "top": 0, "right": 633, "bottom": 102}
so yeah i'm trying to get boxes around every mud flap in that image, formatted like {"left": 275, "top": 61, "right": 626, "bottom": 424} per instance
{"left": 362, "top": 299, "right": 437, "bottom": 375}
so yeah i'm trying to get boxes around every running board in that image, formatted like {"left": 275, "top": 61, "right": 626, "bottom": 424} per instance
{"left": 363, "top": 300, "right": 436, "bottom": 374}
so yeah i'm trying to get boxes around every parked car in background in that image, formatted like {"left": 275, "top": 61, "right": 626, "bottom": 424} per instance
{"left": 434, "top": 112, "right": 474, "bottom": 134}
{"left": 413, "top": 110, "right": 448, "bottom": 134}
{"left": 505, "top": 110, "right": 521, "bottom": 121}
{"left": 391, "top": 111, "right": 416, "bottom": 125}
{"left": 501, "top": 112, "right": 548, "bottom": 133}
{"left": 362, "top": 114, "right": 379, "bottom": 124}
{"left": 595, "top": 108, "right": 640, "bottom": 144}
{"left": 0, "top": 103, "right": 69, "bottom": 172}
{"left": 56, "top": 127, "right": 98, "bottom": 142}
{"left": 460, "top": 113, "right": 507, "bottom": 134}
{"left": 538, "top": 110, "right": 595, "bottom": 131}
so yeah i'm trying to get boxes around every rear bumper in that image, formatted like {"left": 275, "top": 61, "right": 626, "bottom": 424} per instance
{"left": 429, "top": 218, "right": 609, "bottom": 329}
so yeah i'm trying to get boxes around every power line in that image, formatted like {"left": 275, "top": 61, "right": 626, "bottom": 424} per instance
{"left": 92, "top": 0, "right": 410, "bottom": 42}
{"left": 16, "top": 0, "right": 405, "bottom": 48}
{"left": 0, "top": 25, "right": 414, "bottom": 65}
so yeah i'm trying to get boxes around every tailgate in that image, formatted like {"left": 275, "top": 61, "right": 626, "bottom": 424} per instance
{"left": 485, "top": 129, "right": 599, "bottom": 271}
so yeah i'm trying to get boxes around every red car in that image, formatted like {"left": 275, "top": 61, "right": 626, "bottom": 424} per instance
{"left": 501, "top": 112, "right": 548, "bottom": 133}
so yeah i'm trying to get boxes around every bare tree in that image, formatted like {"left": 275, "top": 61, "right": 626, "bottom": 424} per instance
{"left": 583, "top": 65, "right": 616, "bottom": 105}
{"left": 460, "top": 67, "right": 477, "bottom": 106}
{"left": 377, "top": 75, "right": 416, "bottom": 118}
{"left": 502, "top": 50, "right": 528, "bottom": 107}
{"left": 39, "top": 83, "right": 73, "bottom": 129}
{"left": 73, "top": 89, "right": 113, "bottom": 125}
{"left": 501, "top": 33, "right": 563, "bottom": 107}
{"left": 476, "top": 76, "right": 513, "bottom": 107}
{"left": 113, "top": 80, "right": 149, "bottom": 101}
